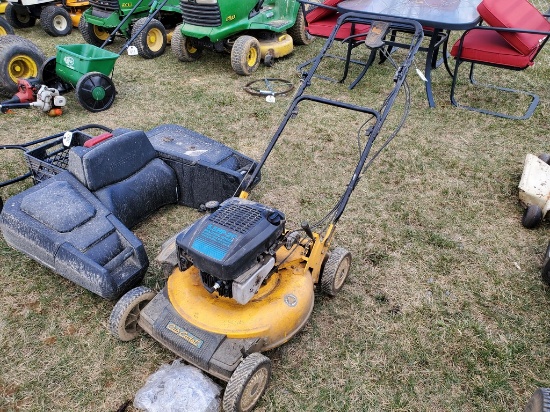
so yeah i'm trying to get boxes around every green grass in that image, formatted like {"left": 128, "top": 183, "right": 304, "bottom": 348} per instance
{"left": 1, "top": 14, "right": 550, "bottom": 412}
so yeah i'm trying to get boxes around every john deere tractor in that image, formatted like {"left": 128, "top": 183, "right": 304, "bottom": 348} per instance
{"left": 171, "top": 0, "right": 313, "bottom": 75}
{"left": 79, "top": 0, "right": 182, "bottom": 59}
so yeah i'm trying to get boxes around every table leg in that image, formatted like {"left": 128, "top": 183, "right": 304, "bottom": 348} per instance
{"left": 424, "top": 28, "right": 441, "bottom": 108}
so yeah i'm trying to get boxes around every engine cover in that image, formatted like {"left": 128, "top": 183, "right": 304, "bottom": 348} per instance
{"left": 176, "top": 197, "right": 285, "bottom": 281}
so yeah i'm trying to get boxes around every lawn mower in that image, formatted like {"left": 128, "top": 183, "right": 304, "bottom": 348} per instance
{"left": 518, "top": 153, "right": 550, "bottom": 228}
{"left": 171, "top": 0, "right": 313, "bottom": 75}
{"left": 110, "top": 13, "right": 423, "bottom": 412}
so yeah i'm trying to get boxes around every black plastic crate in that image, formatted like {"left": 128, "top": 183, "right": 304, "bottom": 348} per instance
{"left": 24, "top": 137, "right": 69, "bottom": 184}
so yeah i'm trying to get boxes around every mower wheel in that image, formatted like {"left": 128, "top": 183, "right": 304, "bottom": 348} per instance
{"left": 525, "top": 387, "right": 550, "bottom": 412}
{"left": 538, "top": 153, "right": 550, "bottom": 165}
{"left": 522, "top": 204, "right": 543, "bottom": 229}
{"left": 287, "top": 5, "right": 314, "bottom": 46}
{"left": 5, "top": 3, "right": 36, "bottom": 28}
{"left": 0, "top": 16, "right": 15, "bottom": 36}
{"left": 223, "top": 353, "right": 271, "bottom": 412}
{"left": 109, "top": 286, "right": 156, "bottom": 341}
{"left": 541, "top": 242, "right": 550, "bottom": 286}
{"left": 75, "top": 71, "right": 116, "bottom": 112}
{"left": 171, "top": 26, "right": 202, "bottom": 62}
{"left": 132, "top": 17, "right": 166, "bottom": 59}
{"left": 231, "top": 35, "right": 261, "bottom": 76}
{"left": 321, "top": 247, "right": 352, "bottom": 297}
{"left": 0, "top": 35, "right": 45, "bottom": 95}
{"left": 79, "top": 18, "right": 110, "bottom": 47}
{"left": 40, "top": 5, "right": 72, "bottom": 37}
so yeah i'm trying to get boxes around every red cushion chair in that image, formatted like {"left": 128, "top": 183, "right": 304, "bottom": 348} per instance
{"left": 449, "top": 0, "right": 550, "bottom": 119}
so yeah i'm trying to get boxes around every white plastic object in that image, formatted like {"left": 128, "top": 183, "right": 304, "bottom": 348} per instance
{"left": 518, "top": 153, "right": 550, "bottom": 215}
{"left": 127, "top": 45, "right": 138, "bottom": 56}
{"left": 266, "top": 94, "right": 276, "bottom": 103}
{"left": 134, "top": 360, "right": 221, "bottom": 412}
{"left": 62, "top": 131, "right": 73, "bottom": 147}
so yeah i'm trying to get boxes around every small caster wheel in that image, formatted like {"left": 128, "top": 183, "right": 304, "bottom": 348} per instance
{"left": 522, "top": 204, "right": 543, "bottom": 229}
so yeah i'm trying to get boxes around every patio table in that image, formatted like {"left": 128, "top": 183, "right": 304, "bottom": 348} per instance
{"left": 337, "top": 0, "right": 482, "bottom": 107}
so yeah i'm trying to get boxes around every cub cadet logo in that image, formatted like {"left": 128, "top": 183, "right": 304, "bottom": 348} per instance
{"left": 225, "top": 14, "right": 235, "bottom": 22}
{"left": 63, "top": 56, "right": 75, "bottom": 70}
{"left": 166, "top": 322, "right": 204, "bottom": 348}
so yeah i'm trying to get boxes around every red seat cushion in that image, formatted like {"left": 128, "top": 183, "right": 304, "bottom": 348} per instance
{"left": 306, "top": 0, "right": 342, "bottom": 24}
{"left": 478, "top": 0, "right": 550, "bottom": 55}
{"left": 451, "top": 28, "right": 537, "bottom": 68}
{"left": 306, "top": 14, "right": 370, "bottom": 40}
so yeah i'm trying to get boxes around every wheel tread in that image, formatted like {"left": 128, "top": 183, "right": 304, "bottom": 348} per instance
{"left": 109, "top": 286, "right": 155, "bottom": 341}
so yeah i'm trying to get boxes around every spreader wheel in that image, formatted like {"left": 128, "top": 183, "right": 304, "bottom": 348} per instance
{"left": 75, "top": 71, "right": 116, "bottom": 112}
{"left": 525, "top": 387, "right": 550, "bottom": 412}
{"left": 321, "top": 247, "right": 352, "bottom": 297}
{"left": 522, "top": 204, "right": 543, "bottom": 229}
{"left": 40, "top": 5, "right": 72, "bottom": 37}
{"left": 223, "top": 353, "right": 271, "bottom": 412}
{"left": 171, "top": 26, "right": 202, "bottom": 62}
{"left": 132, "top": 17, "right": 166, "bottom": 59}
{"left": 5, "top": 3, "right": 36, "bottom": 28}
{"left": 0, "top": 16, "right": 15, "bottom": 36}
{"left": 0, "top": 35, "right": 45, "bottom": 95}
{"left": 109, "top": 286, "right": 156, "bottom": 341}
{"left": 231, "top": 35, "right": 261, "bottom": 76}
{"left": 79, "top": 18, "right": 111, "bottom": 47}
{"left": 287, "top": 5, "right": 314, "bottom": 46}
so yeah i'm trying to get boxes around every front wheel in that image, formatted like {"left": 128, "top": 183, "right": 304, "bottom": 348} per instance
{"left": 79, "top": 18, "right": 111, "bottom": 47}
{"left": 5, "top": 4, "right": 36, "bottom": 28}
{"left": 0, "top": 35, "right": 45, "bottom": 95}
{"left": 131, "top": 17, "right": 166, "bottom": 59}
{"left": 40, "top": 5, "right": 72, "bottom": 37}
{"left": 109, "top": 286, "right": 156, "bottom": 341}
{"left": 223, "top": 353, "right": 271, "bottom": 412}
{"left": 522, "top": 204, "right": 543, "bottom": 229}
{"left": 541, "top": 242, "right": 550, "bottom": 286}
{"left": 75, "top": 71, "right": 116, "bottom": 112}
{"left": 171, "top": 26, "right": 203, "bottom": 62}
{"left": 525, "top": 387, "right": 550, "bottom": 412}
{"left": 321, "top": 247, "right": 352, "bottom": 297}
{"left": 231, "top": 35, "right": 261, "bottom": 76}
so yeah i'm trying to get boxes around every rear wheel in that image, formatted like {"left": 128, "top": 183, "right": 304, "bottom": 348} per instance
{"left": 5, "top": 3, "right": 36, "bottom": 28}
{"left": 171, "top": 26, "right": 202, "bottom": 62}
{"left": 132, "top": 17, "right": 166, "bottom": 59}
{"left": 287, "top": 5, "right": 314, "bottom": 46}
{"left": 75, "top": 71, "right": 116, "bottom": 112}
{"left": 40, "top": 5, "right": 72, "bottom": 36}
{"left": 321, "top": 247, "right": 352, "bottom": 297}
{"left": 109, "top": 286, "right": 156, "bottom": 341}
{"left": 525, "top": 388, "right": 550, "bottom": 412}
{"left": 223, "top": 353, "right": 271, "bottom": 412}
{"left": 522, "top": 204, "right": 543, "bottom": 229}
{"left": 0, "top": 35, "right": 45, "bottom": 95}
{"left": 0, "top": 16, "right": 15, "bottom": 36}
{"left": 231, "top": 35, "right": 261, "bottom": 76}
{"left": 79, "top": 18, "right": 110, "bottom": 46}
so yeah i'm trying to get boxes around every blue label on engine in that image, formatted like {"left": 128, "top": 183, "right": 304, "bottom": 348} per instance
{"left": 191, "top": 223, "right": 237, "bottom": 261}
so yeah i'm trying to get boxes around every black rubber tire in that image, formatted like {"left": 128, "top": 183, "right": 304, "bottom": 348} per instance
{"left": 522, "top": 204, "right": 543, "bottom": 229}
{"left": 538, "top": 153, "right": 550, "bottom": 165}
{"left": 287, "top": 5, "right": 314, "bottom": 46}
{"left": 131, "top": 17, "right": 166, "bottom": 59}
{"left": 0, "top": 16, "right": 15, "bottom": 36}
{"left": 75, "top": 71, "right": 116, "bottom": 112}
{"left": 541, "top": 242, "right": 550, "bottom": 286}
{"left": 525, "top": 388, "right": 550, "bottom": 412}
{"left": 171, "top": 25, "right": 202, "bottom": 62}
{"left": 231, "top": 35, "right": 261, "bottom": 76}
{"left": 223, "top": 353, "right": 271, "bottom": 412}
{"left": 5, "top": 3, "right": 36, "bottom": 28}
{"left": 39, "top": 56, "right": 72, "bottom": 92}
{"left": 79, "top": 18, "right": 110, "bottom": 47}
{"left": 321, "top": 247, "right": 352, "bottom": 297}
{"left": 109, "top": 286, "right": 156, "bottom": 341}
{"left": 0, "top": 35, "right": 45, "bottom": 95}
{"left": 40, "top": 5, "right": 72, "bottom": 37}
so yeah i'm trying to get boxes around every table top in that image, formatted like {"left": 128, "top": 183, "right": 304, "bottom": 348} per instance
{"left": 337, "top": 0, "right": 482, "bottom": 30}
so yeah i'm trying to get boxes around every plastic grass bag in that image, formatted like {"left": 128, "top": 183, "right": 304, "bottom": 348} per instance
{"left": 134, "top": 359, "right": 221, "bottom": 412}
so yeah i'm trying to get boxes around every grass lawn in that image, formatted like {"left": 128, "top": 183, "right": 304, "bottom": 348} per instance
{"left": 1, "top": 10, "right": 550, "bottom": 412}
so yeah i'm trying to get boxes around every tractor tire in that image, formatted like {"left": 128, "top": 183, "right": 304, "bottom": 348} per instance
{"left": 522, "top": 204, "right": 543, "bottom": 229}
{"left": 223, "top": 353, "right": 271, "bottom": 412}
{"left": 131, "top": 17, "right": 166, "bottom": 59}
{"left": 231, "top": 35, "right": 261, "bottom": 76}
{"left": 75, "top": 71, "right": 116, "bottom": 112}
{"left": 0, "top": 35, "right": 45, "bottom": 95}
{"left": 321, "top": 247, "right": 352, "bottom": 297}
{"left": 109, "top": 286, "right": 156, "bottom": 341}
{"left": 40, "top": 5, "right": 72, "bottom": 37}
{"left": 5, "top": 3, "right": 36, "bottom": 28}
{"left": 0, "top": 16, "right": 15, "bottom": 36}
{"left": 79, "top": 18, "right": 110, "bottom": 47}
{"left": 525, "top": 388, "right": 550, "bottom": 412}
{"left": 541, "top": 242, "right": 550, "bottom": 286}
{"left": 287, "top": 5, "right": 314, "bottom": 46}
{"left": 171, "top": 25, "right": 202, "bottom": 62}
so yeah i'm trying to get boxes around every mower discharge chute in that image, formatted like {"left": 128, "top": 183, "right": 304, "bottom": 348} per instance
{"left": 111, "top": 12, "right": 423, "bottom": 412}
{"left": 171, "top": 0, "right": 313, "bottom": 75}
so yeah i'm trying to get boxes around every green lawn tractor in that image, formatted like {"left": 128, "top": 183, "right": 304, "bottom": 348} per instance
{"left": 79, "top": 0, "right": 181, "bottom": 58}
{"left": 171, "top": 0, "right": 313, "bottom": 75}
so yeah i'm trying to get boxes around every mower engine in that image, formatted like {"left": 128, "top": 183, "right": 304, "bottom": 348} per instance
{"left": 176, "top": 197, "right": 285, "bottom": 304}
